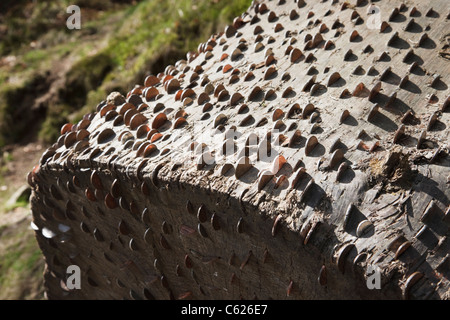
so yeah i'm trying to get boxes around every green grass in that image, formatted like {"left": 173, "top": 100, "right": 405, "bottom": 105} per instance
{"left": 67, "top": 0, "right": 253, "bottom": 129}
{"left": 4, "top": 199, "right": 29, "bottom": 211}
{"left": 0, "top": 0, "right": 253, "bottom": 299}
{"left": 0, "top": 73, "right": 48, "bottom": 146}
{"left": 0, "top": 218, "right": 45, "bottom": 300}
{"left": 38, "top": 103, "right": 73, "bottom": 144}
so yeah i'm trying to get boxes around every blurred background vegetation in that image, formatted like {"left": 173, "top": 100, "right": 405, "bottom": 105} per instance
{"left": 0, "top": 0, "right": 252, "bottom": 299}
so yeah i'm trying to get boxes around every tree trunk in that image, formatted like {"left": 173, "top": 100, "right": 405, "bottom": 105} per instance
{"left": 30, "top": 0, "right": 449, "bottom": 300}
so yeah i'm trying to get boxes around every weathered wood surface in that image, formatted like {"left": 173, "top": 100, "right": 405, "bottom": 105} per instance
{"left": 29, "top": 0, "right": 449, "bottom": 300}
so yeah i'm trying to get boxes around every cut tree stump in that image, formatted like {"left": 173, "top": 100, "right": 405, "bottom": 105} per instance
{"left": 29, "top": 0, "right": 449, "bottom": 300}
